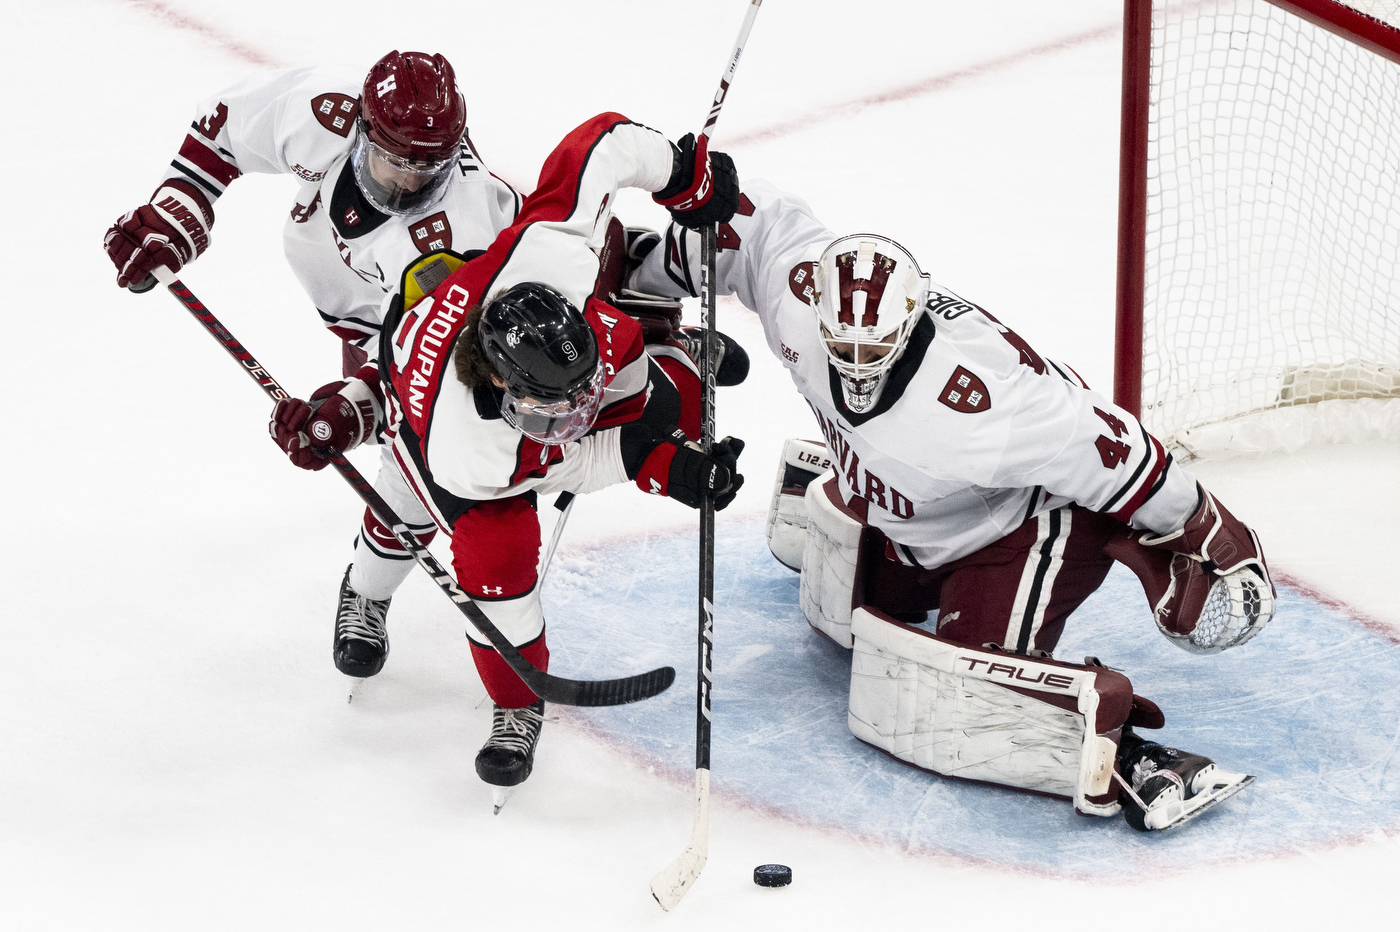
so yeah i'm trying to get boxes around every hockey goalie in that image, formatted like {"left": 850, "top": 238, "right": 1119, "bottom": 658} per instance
{"left": 632, "top": 181, "right": 1277, "bottom": 833}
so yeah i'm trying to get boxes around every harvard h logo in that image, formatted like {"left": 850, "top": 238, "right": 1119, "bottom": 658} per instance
{"left": 835, "top": 251, "right": 897, "bottom": 326}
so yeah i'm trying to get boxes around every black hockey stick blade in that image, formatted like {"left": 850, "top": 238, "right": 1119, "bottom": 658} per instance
{"left": 539, "top": 665, "right": 677, "bottom": 708}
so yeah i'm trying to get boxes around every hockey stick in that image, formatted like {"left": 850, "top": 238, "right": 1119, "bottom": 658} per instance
{"left": 649, "top": 0, "right": 763, "bottom": 911}
{"left": 539, "top": 491, "right": 575, "bottom": 586}
{"left": 145, "top": 267, "right": 674, "bottom": 708}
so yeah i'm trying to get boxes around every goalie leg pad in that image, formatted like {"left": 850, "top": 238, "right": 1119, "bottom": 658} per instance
{"left": 799, "top": 473, "right": 872, "bottom": 647}
{"left": 849, "top": 608, "right": 1133, "bottom": 816}
{"left": 766, "top": 439, "right": 834, "bottom": 571}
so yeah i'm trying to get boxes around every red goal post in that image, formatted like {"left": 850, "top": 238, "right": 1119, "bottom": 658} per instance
{"left": 1115, "top": 0, "right": 1400, "bottom": 455}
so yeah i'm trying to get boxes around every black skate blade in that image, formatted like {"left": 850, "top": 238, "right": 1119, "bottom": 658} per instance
{"left": 1158, "top": 773, "right": 1255, "bottom": 831}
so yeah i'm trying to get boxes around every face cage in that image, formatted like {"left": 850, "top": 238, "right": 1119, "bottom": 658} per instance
{"left": 350, "top": 132, "right": 459, "bottom": 216}
{"left": 499, "top": 357, "right": 608, "bottom": 444}
{"left": 816, "top": 318, "right": 917, "bottom": 414}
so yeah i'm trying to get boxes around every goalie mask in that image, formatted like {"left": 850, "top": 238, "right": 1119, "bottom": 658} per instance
{"left": 479, "top": 282, "right": 605, "bottom": 445}
{"left": 810, "top": 234, "right": 930, "bottom": 413}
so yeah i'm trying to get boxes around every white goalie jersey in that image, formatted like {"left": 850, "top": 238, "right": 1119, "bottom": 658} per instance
{"left": 159, "top": 65, "right": 521, "bottom": 361}
{"left": 631, "top": 181, "right": 1202, "bottom": 571}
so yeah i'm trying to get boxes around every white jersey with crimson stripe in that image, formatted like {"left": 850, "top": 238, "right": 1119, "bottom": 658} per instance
{"left": 160, "top": 65, "right": 520, "bottom": 359}
{"left": 632, "top": 180, "right": 1201, "bottom": 571}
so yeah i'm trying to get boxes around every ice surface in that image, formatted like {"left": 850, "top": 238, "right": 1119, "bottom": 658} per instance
{"left": 554, "top": 518, "right": 1400, "bottom": 878}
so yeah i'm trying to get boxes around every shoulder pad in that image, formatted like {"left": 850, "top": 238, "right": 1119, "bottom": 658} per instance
{"left": 397, "top": 248, "right": 474, "bottom": 312}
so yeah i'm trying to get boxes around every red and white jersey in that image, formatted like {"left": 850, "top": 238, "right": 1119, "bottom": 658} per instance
{"left": 632, "top": 181, "right": 1202, "bottom": 570}
{"left": 161, "top": 65, "right": 520, "bottom": 359}
{"left": 381, "top": 114, "right": 676, "bottom": 532}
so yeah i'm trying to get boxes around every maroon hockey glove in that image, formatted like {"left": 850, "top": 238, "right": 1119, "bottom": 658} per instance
{"left": 269, "top": 377, "right": 382, "bottom": 471}
{"left": 103, "top": 182, "right": 214, "bottom": 289}
{"left": 1106, "top": 483, "right": 1275, "bottom": 648}
{"left": 636, "top": 432, "right": 745, "bottom": 509}
{"left": 653, "top": 133, "right": 739, "bottom": 230}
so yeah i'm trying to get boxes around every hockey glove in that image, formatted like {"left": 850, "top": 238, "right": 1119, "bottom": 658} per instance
{"left": 269, "top": 377, "right": 383, "bottom": 471}
{"left": 636, "top": 431, "right": 745, "bottom": 510}
{"left": 653, "top": 133, "right": 739, "bottom": 230}
{"left": 1107, "top": 484, "right": 1275, "bottom": 653}
{"left": 104, "top": 181, "right": 214, "bottom": 290}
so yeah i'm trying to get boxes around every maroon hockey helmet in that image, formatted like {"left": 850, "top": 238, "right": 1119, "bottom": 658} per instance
{"left": 352, "top": 51, "right": 467, "bottom": 215}
{"left": 360, "top": 51, "right": 466, "bottom": 162}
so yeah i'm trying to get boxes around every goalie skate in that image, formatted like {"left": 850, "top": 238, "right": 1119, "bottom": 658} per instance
{"left": 1116, "top": 731, "right": 1254, "bottom": 832}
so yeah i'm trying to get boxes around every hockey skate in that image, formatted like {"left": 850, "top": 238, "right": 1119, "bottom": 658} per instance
{"left": 1116, "top": 728, "right": 1254, "bottom": 831}
{"left": 334, "top": 566, "right": 391, "bottom": 679}
{"left": 476, "top": 700, "right": 545, "bottom": 814}
{"left": 674, "top": 327, "right": 750, "bottom": 387}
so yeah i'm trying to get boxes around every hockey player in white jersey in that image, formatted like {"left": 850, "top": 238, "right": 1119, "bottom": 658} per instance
{"left": 268, "top": 113, "right": 746, "bottom": 797}
{"left": 103, "top": 51, "right": 521, "bottom": 679}
{"left": 631, "top": 181, "right": 1277, "bottom": 832}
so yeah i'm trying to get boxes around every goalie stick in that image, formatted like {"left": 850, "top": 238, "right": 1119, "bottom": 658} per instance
{"left": 142, "top": 266, "right": 674, "bottom": 708}
{"left": 649, "top": 0, "right": 764, "bottom": 911}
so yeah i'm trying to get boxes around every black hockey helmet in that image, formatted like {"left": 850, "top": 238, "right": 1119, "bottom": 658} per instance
{"left": 479, "top": 282, "right": 606, "bottom": 443}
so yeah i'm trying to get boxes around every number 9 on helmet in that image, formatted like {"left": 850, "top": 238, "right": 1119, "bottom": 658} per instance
{"left": 478, "top": 282, "right": 607, "bottom": 445}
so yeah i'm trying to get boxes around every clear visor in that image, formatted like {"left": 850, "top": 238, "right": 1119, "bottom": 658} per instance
{"left": 350, "top": 133, "right": 459, "bottom": 216}
{"left": 500, "top": 357, "right": 608, "bottom": 444}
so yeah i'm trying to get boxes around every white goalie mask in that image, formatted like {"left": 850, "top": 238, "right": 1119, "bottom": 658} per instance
{"left": 810, "top": 234, "right": 930, "bottom": 413}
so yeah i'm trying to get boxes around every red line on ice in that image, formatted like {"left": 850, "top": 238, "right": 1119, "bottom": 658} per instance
{"left": 119, "top": 0, "right": 284, "bottom": 67}
{"left": 724, "top": 21, "right": 1121, "bottom": 148}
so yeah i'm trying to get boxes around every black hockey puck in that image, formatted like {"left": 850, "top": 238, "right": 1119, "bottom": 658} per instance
{"left": 753, "top": 864, "right": 792, "bottom": 887}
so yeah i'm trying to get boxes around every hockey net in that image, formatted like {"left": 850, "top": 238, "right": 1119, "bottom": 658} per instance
{"left": 1116, "top": 0, "right": 1400, "bottom": 456}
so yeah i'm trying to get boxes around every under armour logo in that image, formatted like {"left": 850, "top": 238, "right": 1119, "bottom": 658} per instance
{"left": 376, "top": 74, "right": 397, "bottom": 97}
{"left": 481, "top": 585, "right": 503, "bottom": 596}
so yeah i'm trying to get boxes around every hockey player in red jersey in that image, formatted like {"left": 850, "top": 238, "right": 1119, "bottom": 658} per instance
{"left": 269, "top": 113, "right": 746, "bottom": 792}
{"left": 103, "top": 52, "right": 526, "bottom": 680}
{"left": 632, "top": 181, "right": 1276, "bottom": 832}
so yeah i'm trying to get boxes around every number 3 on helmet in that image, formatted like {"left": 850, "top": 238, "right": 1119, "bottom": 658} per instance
{"left": 810, "top": 234, "right": 930, "bottom": 414}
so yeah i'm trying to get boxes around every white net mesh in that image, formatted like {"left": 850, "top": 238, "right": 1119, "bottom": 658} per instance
{"left": 1142, "top": 0, "right": 1400, "bottom": 453}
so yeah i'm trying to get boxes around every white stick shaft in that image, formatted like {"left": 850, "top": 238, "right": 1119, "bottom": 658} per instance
{"left": 649, "top": 768, "right": 711, "bottom": 911}
{"left": 538, "top": 496, "right": 574, "bottom": 586}
{"left": 700, "top": 0, "right": 763, "bottom": 140}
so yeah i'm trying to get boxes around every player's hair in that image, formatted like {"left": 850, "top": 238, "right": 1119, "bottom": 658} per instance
{"left": 453, "top": 305, "right": 498, "bottom": 388}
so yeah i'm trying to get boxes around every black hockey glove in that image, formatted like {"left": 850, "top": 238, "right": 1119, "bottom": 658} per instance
{"left": 653, "top": 133, "right": 739, "bottom": 230}
{"left": 665, "top": 436, "right": 746, "bottom": 510}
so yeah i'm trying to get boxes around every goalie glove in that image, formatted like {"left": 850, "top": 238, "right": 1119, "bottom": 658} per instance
{"left": 653, "top": 133, "right": 739, "bottom": 230}
{"left": 1109, "top": 484, "right": 1276, "bottom": 653}
{"left": 635, "top": 430, "right": 745, "bottom": 510}
{"left": 269, "top": 373, "right": 383, "bottom": 471}
{"left": 104, "top": 181, "right": 214, "bottom": 290}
